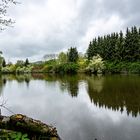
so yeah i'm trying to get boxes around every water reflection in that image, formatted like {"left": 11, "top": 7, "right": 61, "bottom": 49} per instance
{"left": 0, "top": 75, "right": 7, "bottom": 95}
{"left": 50, "top": 75, "right": 79, "bottom": 97}
{"left": 87, "top": 75, "right": 140, "bottom": 117}
{"left": 0, "top": 74, "right": 140, "bottom": 140}
{"left": 1, "top": 74, "right": 140, "bottom": 117}
{"left": 32, "top": 74, "right": 80, "bottom": 97}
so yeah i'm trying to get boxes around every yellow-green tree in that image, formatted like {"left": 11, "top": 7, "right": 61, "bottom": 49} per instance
{"left": 58, "top": 52, "right": 67, "bottom": 64}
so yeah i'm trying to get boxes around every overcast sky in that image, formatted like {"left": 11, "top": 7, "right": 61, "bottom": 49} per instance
{"left": 0, "top": 0, "right": 140, "bottom": 62}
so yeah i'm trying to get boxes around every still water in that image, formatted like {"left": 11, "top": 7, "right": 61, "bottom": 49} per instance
{"left": 0, "top": 74, "right": 140, "bottom": 140}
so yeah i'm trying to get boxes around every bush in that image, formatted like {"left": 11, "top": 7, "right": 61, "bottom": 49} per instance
{"left": 129, "top": 62, "right": 140, "bottom": 73}
{"left": 2, "top": 65, "right": 17, "bottom": 73}
{"left": 104, "top": 61, "right": 140, "bottom": 74}
{"left": 16, "top": 66, "right": 33, "bottom": 74}
{"left": 44, "top": 59, "right": 57, "bottom": 65}
{"left": 31, "top": 65, "right": 44, "bottom": 73}
{"left": 78, "top": 58, "right": 89, "bottom": 71}
{"left": 55, "top": 63, "right": 79, "bottom": 73}
{"left": 58, "top": 63, "right": 79, "bottom": 73}
{"left": 86, "top": 55, "right": 105, "bottom": 74}
{"left": 104, "top": 61, "right": 120, "bottom": 73}
{"left": 42, "top": 62, "right": 79, "bottom": 73}
{"left": 42, "top": 65, "right": 54, "bottom": 73}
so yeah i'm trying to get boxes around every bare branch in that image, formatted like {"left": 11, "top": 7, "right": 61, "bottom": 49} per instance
{"left": 0, "top": 0, "right": 18, "bottom": 30}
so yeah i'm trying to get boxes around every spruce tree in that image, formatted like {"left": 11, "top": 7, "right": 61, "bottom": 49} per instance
{"left": 67, "top": 47, "right": 79, "bottom": 63}
{"left": 132, "top": 26, "right": 139, "bottom": 61}
{"left": 124, "top": 28, "right": 131, "bottom": 61}
{"left": 25, "top": 58, "right": 29, "bottom": 66}
{"left": 87, "top": 41, "right": 94, "bottom": 60}
{"left": 2, "top": 58, "right": 6, "bottom": 67}
{"left": 87, "top": 26, "right": 140, "bottom": 62}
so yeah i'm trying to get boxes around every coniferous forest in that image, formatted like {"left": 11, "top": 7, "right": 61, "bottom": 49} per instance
{"left": 86, "top": 26, "right": 140, "bottom": 73}
{"left": 87, "top": 26, "right": 140, "bottom": 62}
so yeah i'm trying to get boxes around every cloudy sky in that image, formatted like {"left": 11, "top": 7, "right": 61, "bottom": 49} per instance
{"left": 0, "top": 0, "right": 140, "bottom": 62}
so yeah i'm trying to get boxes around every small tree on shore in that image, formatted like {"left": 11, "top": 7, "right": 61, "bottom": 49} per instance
{"left": 2, "top": 58, "right": 6, "bottom": 67}
{"left": 67, "top": 47, "right": 79, "bottom": 63}
{"left": 58, "top": 52, "right": 67, "bottom": 64}
{"left": 87, "top": 54, "right": 105, "bottom": 74}
{"left": 25, "top": 58, "right": 29, "bottom": 66}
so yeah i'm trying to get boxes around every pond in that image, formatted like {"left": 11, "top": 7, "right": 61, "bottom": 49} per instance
{"left": 0, "top": 74, "right": 140, "bottom": 140}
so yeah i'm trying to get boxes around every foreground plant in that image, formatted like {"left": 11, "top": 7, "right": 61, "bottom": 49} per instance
{"left": 10, "top": 132, "right": 30, "bottom": 140}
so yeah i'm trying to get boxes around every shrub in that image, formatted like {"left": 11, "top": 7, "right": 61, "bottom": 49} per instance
{"left": 42, "top": 65, "right": 54, "bottom": 73}
{"left": 16, "top": 66, "right": 33, "bottom": 74}
{"left": 86, "top": 55, "right": 105, "bottom": 74}
{"left": 104, "top": 61, "right": 140, "bottom": 74}
{"left": 2, "top": 65, "right": 17, "bottom": 73}
{"left": 54, "top": 63, "right": 79, "bottom": 73}
{"left": 42, "top": 62, "right": 79, "bottom": 73}
{"left": 60, "top": 63, "right": 79, "bottom": 73}
{"left": 78, "top": 58, "right": 89, "bottom": 71}
{"left": 31, "top": 65, "right": 44, "bottom": 73}
{"left": 129, "top": 62, "right": 140, "bottom": 73}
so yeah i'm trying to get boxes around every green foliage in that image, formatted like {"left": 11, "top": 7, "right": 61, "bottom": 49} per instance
{"left": 104, "top": 61, "right": 122, "bottom": 73}
{"left": 0, "top": 48, "right": 79, "bottom": 74}
{"left": 42, "top": 56, "right": 79, "bottom": 73}
{"left": 2, "top": 64, "right": 17, "bottom": 73}
{"left": 58, "top": 52, "right": 67, "bottom": 64}
{"left": 16, "top": 60, "right": 25, "bottom": 67}
{"left": 87, "top": 26, "right": 140, "bottom": 62}
{"left": 44, "top": 59, "right": 57, "bottom": 65}
{"left": 55, "top": 63, "right": 79, "bottom": 73}
{"left": 2, "top": 62, "right": 33, "bottom": 74}
{"left": 86, "top": 55, "right": 105, "bottom": 74}
{"left": 2, "top": 58, "right": 6, "bottom": 67}
{"left": 128, "top": 62, "right": 140, "bottom": 73}
{"left": 42, "top": 65, "right": 54, "bottom": 73}
{"left": 78, "top": 56, "right": 89, "bottom": 71}
{"left": 0, "top": 131, "right": 30, "bottom": 140}
{"left": 104, "top": 61, "right": 140, "bottom": 74}
{"left": 16, "top": 66, "right": 33, "bottom": 74}
{"left": 0, "top": 51, "right": 3, "bottom": 71}
{"left": 25, "top": 58, "right": 29, "bottom": 67}
{"left": 10, "top": 132, "right": 29, "bottom": 140}
{"left": 87, "top": 40, "right": 98, "bottom": 60}
{"left": 67, "top": 47, "right": 79, "bottom": 63}
{"left": 41, "top": 59, "right": 57, "bottom": 73}
{"left": 44, "top": 63, "right": 78, "bottom": 73}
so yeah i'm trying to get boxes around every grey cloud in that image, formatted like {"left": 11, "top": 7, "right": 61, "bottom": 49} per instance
{"left": 1, "top": 0, "right": 140, "bottom": 61}
{"left": 15, "top": 44, "right": 41, "bottom": 57}
{"left": 101, "top": 0, "right": 140, "bottom": 26}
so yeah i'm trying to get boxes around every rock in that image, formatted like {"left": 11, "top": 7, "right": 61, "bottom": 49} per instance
{"left": 0, "top": 114, "right": 61, "bottom": 140}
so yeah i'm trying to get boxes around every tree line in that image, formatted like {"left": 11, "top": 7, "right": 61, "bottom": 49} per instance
{"left": 1, "top": 26, "right": 140, "bottom": 74}
{"left": 86, "top": 26, "right": 140, "bottom": 62}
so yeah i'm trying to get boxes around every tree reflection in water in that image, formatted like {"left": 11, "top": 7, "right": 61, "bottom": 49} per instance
{"left": 0, "top": 74, "right": 140, "bottom": 117}
{"left": 0, "top": 75, "right": 7, "bottom": 95}
{"left": 87, "top": 75, "right": 140, "bottom": 117}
